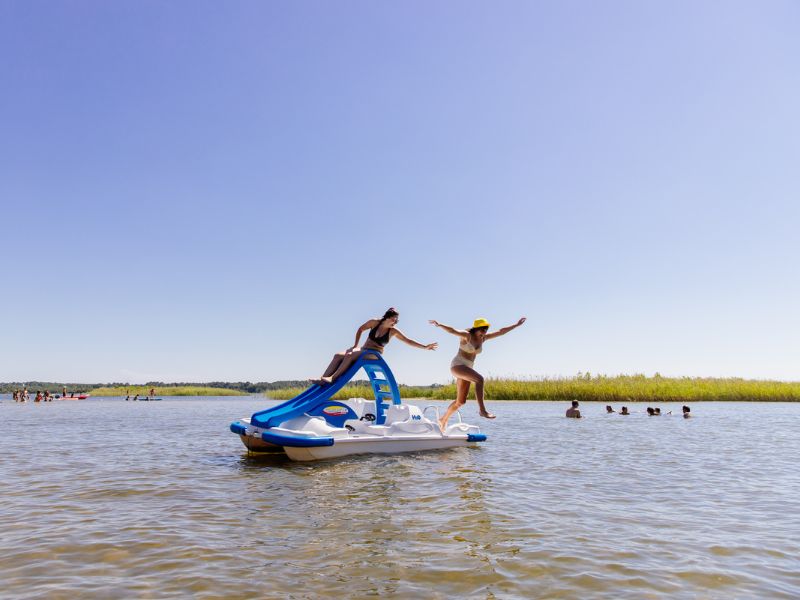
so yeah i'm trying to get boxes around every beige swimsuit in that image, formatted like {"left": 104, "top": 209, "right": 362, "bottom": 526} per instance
{"left": 451, "top": 339, "right": 482, "bottom": 369}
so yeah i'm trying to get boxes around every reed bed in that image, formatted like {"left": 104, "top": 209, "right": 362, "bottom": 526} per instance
{"left": 91, "top": 386, "right": 246, "bottom": 397}
{"left": 264, "top": 375, "right": 800, "bottom": 402}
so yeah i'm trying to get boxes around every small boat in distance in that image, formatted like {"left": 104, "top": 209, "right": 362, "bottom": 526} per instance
{"left": 59, "top": 392, "right": 90, "bottom": 400}
{"left": 230, "top": 353, "right": 486, "bottom": 461}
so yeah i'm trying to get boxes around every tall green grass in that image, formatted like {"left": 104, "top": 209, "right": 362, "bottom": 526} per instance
{"left": 91, "top": 386, "right": 247, "bottom": 397}
{"left": 264, "top": 375, "right": 800, "bottom": 402}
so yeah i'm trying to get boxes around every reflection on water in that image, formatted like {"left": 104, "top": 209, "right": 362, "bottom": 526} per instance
{"left": 1, "top": 396, "right": 799, "bottom": 598}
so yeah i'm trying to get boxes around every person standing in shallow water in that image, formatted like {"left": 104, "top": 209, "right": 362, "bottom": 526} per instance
{"left": 566, "top": 400, "right": 581, "bottom": 418}
{"left": 313, "top": 308, "right": 438, "bottom": 385}
{"left": 430, "top": 316, "right": 526, "bottom": 429}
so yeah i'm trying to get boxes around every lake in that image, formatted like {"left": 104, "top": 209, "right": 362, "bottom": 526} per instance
{"left": 1, "top": 397, "right": 798, "bottom": 599}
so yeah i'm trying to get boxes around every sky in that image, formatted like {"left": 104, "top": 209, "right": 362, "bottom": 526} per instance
{"left": 1, "top": 1, "right": 798, "bottom": 385}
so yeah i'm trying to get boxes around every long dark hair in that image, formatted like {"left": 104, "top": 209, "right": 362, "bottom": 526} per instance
{"left": 378, "top": 307, "right": 399, "bottom": 324}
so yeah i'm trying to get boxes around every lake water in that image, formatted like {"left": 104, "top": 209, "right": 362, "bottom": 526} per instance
{"left": 1, "top": 397, "right": 799, "bottom": 599}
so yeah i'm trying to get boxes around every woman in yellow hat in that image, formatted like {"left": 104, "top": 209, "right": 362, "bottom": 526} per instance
{"left": 429, "top": 316, "right": 526, "bottom": 429}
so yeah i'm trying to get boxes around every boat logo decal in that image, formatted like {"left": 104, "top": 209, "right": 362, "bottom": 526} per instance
{"left": 322, "top": 405, "right": 350, "bottom": 416}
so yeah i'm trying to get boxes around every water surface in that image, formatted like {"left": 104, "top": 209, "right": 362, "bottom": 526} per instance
{"left": 1, "top": 397, "right": 799, "bottom": 599}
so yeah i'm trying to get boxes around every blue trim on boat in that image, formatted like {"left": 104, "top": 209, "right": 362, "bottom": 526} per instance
{"left": 467, "top": 433, "right": 487, "bottom": 442}
{"left": 261, "top": 430, "right": 335, "bottom": 448}
{"left": 230, "top": 422, "right": 247, "bottom": 436}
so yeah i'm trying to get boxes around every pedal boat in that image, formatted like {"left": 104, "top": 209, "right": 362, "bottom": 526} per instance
{"left": 230, "top": 353, "right": 486, "bottom": 462}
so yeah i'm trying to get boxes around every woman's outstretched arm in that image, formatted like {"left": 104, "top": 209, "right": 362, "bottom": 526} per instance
{"left": 485, "top": 317, "right": 527, "bottom": 340}
{"left": 429, "top": 320, "right": 468, "bottom": 338}
{"left": 394, "top": 329, "right": 438, "bottom": 350}
{"left": 353, "top": 319, "right": 379, "bottom": 348}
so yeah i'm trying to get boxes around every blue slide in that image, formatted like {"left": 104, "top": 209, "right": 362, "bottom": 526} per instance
{"left": 250, "top": 352, "right": 402, "bottom": 428}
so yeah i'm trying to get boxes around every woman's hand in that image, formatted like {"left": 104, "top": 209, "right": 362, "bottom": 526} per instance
{"left": 429, "top": 320, "right": 440, "bottom": 327}
{"left": 425, "top": 342, "right": 438, "bottom": 351}
{"left": 517, "top": 317, "right": 527, "bottom": 327}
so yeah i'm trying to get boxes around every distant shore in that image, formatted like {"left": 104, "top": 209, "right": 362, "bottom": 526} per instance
{"left": 87, "top": 386, "right": 247, "bottom": 397}
{"left": 5, "top": 375, "right": 800, "bottom": 402}
{"left": 266, "top": 375, "right": 800, "bottom": 402}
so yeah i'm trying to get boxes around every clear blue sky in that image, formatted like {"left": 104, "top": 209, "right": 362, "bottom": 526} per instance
{"left": 2, "top": 1, "right": 798, "bottom": 384}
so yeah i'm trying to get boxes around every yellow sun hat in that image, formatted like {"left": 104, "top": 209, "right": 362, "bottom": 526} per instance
{"left": 472, "top": 318, "right": 491, "bottom": 329}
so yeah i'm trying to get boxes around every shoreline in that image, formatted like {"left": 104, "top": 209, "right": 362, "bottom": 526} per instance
{"left": 5, "top": 375, "right": 800, "bottom": 402}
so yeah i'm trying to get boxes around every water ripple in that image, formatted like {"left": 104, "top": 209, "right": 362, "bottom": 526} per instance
{"left": 1, "top": 398, "right": 800, "bottom": 598}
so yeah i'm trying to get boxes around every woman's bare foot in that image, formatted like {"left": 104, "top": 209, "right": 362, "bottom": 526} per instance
{"left": 439, "top": 419, "right": 448, "bottom": 431}
{"left": 479, "top": 411, "right": 496, "bottom": 419}
{"left": 320, "top": 376, "right": 334, "bottom": 385}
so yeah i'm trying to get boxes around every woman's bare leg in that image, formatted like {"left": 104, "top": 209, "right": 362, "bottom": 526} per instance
{"left": 321, "top": 352, "right": 347, "bottom": 378}
{"left": 324, "top": 349, "right": 364, "bottom": 383}
{"left": 450, "top": 365, "right": 494, "bottom": 419}
{"left": 312, "top": 351, "right": 347, "bottom": 383}
{"left": 439, "top": 378, "right": 470, "bottom": 430}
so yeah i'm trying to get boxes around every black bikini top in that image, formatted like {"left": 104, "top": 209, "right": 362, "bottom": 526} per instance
{"left": 368, "top": 322, "right": 392, "bottom": 347}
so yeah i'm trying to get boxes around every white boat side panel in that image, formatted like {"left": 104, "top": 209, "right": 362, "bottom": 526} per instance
{"left": 284, "top": 437, "right": 474, "bottom": 461}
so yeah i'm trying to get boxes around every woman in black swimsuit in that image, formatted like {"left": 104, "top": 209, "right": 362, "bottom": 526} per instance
{"left": 314, "top": 308, "right": 438, "bottom": 384}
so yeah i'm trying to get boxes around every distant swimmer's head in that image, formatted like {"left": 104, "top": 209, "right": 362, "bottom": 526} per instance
{"left": 606, "top": 405, "right": 614, "bottom": 413}
{"left": 571, "top": 400, "right": 579, "bottom": 408}
{"left": 381, "top": 307, "right": 400, "bottom": 325}
{"left": 621, "top": 406, "right": 629, "bottom": 415}
{"left": 682, "top": 405, "right": 690, "bottom": 413}
{"left": 469, "top": 318, "right": 490, "bottom": 340}
{"left": 647, "top": 407, "right": 655, "bottom": 415}
{"left": 654, "top": 408, "right": 661, "bottom": 415}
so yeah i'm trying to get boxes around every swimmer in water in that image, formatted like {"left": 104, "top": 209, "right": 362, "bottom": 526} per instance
{"left": 566, "top": 400, "right": 581, "bottom": 418}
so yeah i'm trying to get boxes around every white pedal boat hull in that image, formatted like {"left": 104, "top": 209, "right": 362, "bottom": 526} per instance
{"left": 283, "top": 435, "right": 477, "bottom": 461}
{"left": 232, "top": 399, "right": 486, "bottom": 462}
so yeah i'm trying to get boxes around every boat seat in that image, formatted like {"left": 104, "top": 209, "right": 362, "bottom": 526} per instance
{"left": 384, "top": 404, "right": 424, "bottom": 424}
{"left": 363, "top": 425, "right": 390, "bottom": 436}
{"left": 280, "top": 416, "right": 342, "bottom": 436}
{"left": 343, "top": 418, "right": 372, "bottom": 433}
{"left": 344, "top": 397, "right": 376, "bottom": 419}
{"left": 388, "top": 419, "right": 434, "bottom": 434}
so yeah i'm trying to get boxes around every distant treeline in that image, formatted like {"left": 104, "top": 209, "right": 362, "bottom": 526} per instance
{"left": 7, "top": 375, "right": 799, "bottom": 402}
{"left": 1, "top": 380, "right": 315, "bottom": 394}
{"left": 0, "top": 380, "right": 441, "bottom": 394}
